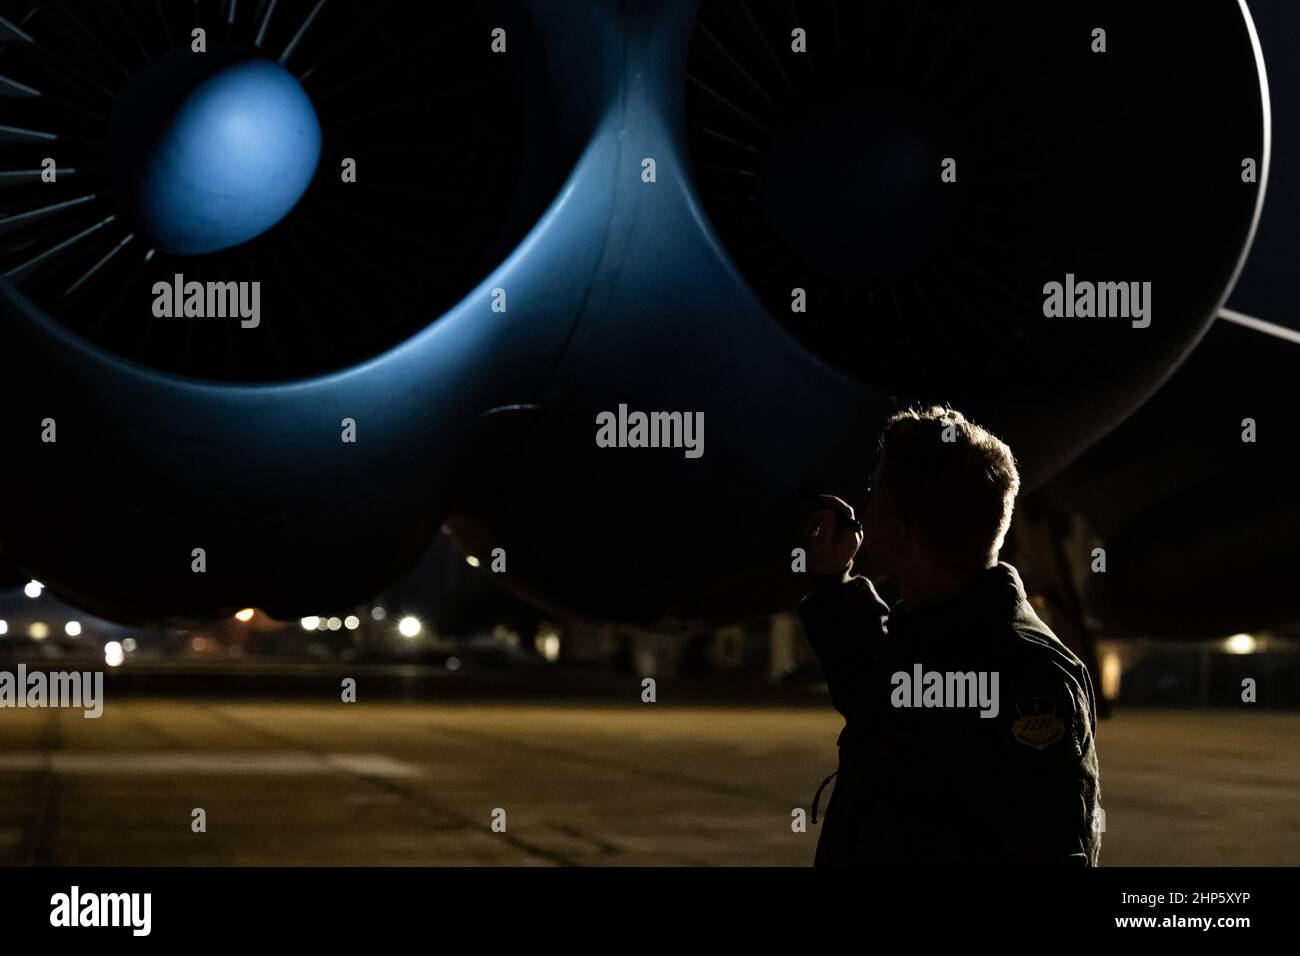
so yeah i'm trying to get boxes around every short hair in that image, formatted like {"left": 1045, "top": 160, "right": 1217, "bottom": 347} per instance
{"left": 875, "top": 405, "right": 1020, "bottom": 570}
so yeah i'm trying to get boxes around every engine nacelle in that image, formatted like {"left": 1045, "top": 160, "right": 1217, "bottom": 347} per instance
{"left": 0, "top": 1, "right": 1269, "bottom": 629}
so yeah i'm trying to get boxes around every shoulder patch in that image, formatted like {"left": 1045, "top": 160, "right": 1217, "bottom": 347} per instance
{"left": 1011, "top": 696, "right": 1065, "bottom": 750}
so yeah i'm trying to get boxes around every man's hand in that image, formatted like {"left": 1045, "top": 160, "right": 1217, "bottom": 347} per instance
{"left": 802, "top": 494, "right": 863, "bottom": 577}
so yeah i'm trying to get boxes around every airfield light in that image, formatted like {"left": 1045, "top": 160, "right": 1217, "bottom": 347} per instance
{"left": 104, "top": 642, "right": 125, "bottom": 667}
{"left": 1225, "top": 633, "right": 1257, "bottom": 655}
{"left": 1100, "top": 651, "right": 1122, "bottom": 701}
{"left": 537, "top": 630, "right": 561, "bottom": 663}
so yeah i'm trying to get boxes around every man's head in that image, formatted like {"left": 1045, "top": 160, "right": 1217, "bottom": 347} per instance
{"left": 860, "top": 406, "right": 1020, "bottom": 587}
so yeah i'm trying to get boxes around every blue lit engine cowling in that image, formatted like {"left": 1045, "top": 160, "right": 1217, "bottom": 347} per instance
{"left": 0, "top": 0, "right": 603, "bottom": 624}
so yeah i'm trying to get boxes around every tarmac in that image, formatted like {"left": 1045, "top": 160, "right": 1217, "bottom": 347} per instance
{"left": 0, "top": 692, "right": 1295, "bottom": 866}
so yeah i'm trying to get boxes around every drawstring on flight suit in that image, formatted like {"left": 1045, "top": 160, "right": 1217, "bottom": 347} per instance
{"left": 810, "top": 769, "right": 838, "bottom": 824}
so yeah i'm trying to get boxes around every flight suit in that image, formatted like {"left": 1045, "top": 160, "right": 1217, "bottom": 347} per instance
{"left": 800, "top": 561, "right": 1101, "bottom": 866}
